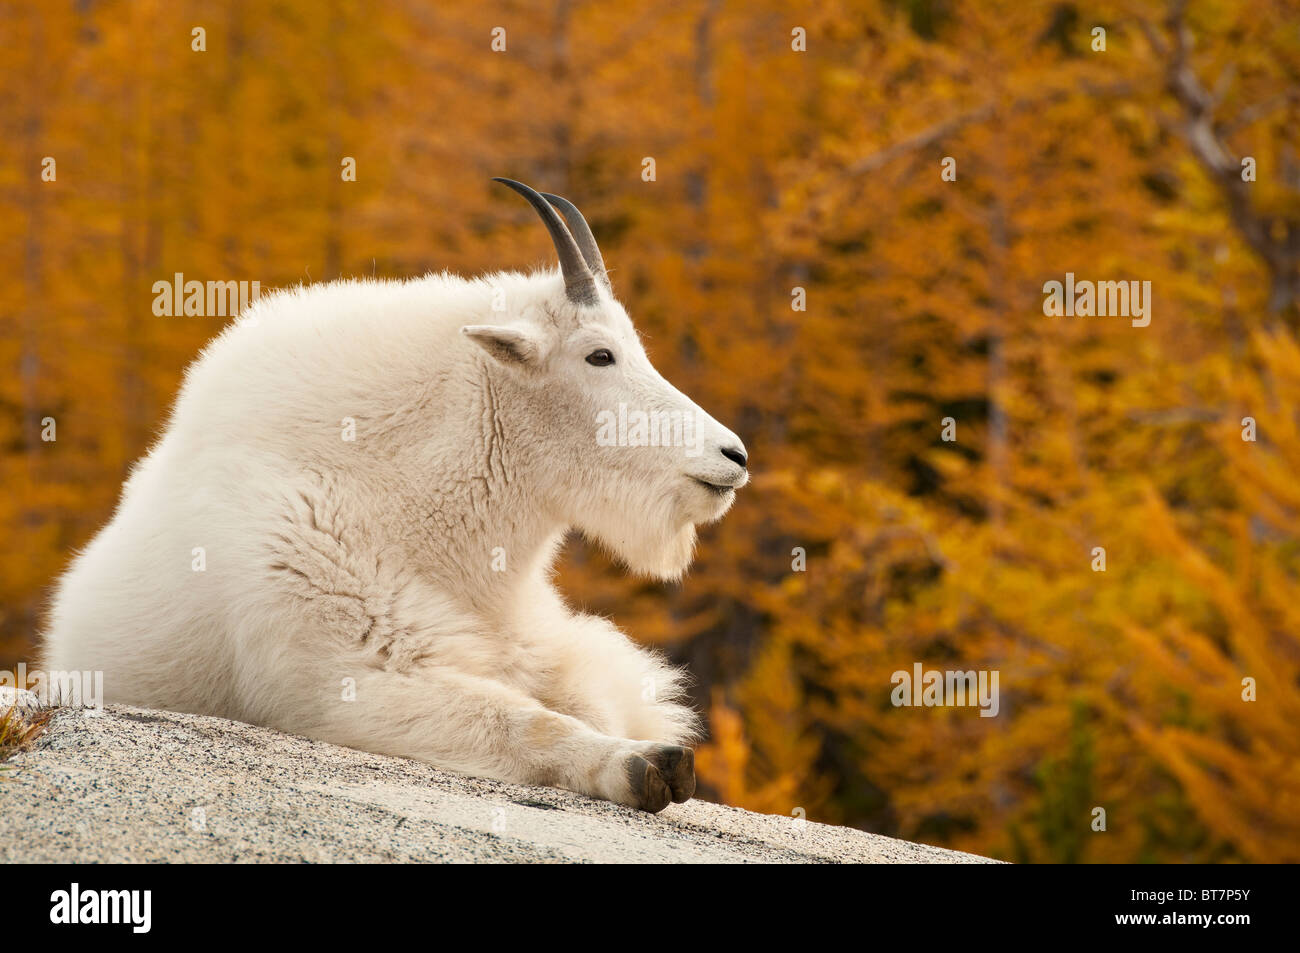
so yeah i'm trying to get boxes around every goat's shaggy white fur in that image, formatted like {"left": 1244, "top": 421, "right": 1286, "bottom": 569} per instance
{"left": 42, "top": 254, "right": 748, "bottom": 811}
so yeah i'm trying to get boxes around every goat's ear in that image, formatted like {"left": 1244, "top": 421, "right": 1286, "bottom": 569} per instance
{"left": 461, "top": 324, "right": 544, "bottom": 366}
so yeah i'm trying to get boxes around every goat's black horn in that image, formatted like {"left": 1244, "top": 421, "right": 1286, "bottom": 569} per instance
{"left": 493, "top": 177, "right": 600, "bottom": 306}
{"left": 540, "top": 191, "right": 610, "bottom": 294}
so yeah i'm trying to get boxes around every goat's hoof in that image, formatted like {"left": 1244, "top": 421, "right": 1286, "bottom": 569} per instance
{"left": 625, "top": 744, "right": 695, "bottom": 811}
{"left": 626, "top": 755, "right": 673, "bottom": 813}
{"left": 649, "top": 744, "right": 695, "bottom": 803}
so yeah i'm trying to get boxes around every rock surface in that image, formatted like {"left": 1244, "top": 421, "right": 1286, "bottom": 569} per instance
{"left": 0, "top": 686, "right": 42, "bottom": 710}
{"left": 0, "top": 704, "right": 997, "bottom": 863}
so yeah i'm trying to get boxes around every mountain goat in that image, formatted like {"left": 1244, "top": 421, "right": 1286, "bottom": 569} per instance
{"left": 41, "top": 178, "right": 748, "bottom": 812}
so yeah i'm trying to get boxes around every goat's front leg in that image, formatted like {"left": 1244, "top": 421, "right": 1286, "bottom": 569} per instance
{"left": 539, "top": 613, "right": 703, "bottom": 750}
{"left": 302, "top": 665, "right": 694, "bottom": 812}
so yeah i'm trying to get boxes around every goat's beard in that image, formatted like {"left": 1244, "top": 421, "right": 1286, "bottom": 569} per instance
{"left": 617, "top": 521, "right": 698, "bottom": 581}
{"left": 577, "top": 504, "right": 699, "bottom": 581}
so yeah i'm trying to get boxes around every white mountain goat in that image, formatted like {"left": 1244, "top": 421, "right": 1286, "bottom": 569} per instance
{"left": 41, "top": 178, "right": 748, "bottom": 812}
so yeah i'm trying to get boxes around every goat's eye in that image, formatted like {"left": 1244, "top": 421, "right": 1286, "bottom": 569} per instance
{"left": 585, "top": 348, "right": 615, "bottom": 367}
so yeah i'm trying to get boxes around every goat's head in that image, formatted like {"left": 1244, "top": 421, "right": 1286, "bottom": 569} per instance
{"left": 461, "top": 177, "right": 748, "bottom": 579}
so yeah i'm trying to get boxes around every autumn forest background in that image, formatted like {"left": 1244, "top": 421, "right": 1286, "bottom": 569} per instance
{"left": 3, "top": 0, "right": 1299, "bottom": 862}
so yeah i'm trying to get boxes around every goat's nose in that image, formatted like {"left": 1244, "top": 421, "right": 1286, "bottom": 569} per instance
{"left": 721, "top": 445, "right": 747, "bottom": 468}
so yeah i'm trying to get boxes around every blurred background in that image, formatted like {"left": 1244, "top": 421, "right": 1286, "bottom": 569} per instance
{"left": 3, "top": 0, "right": 1298, "bottom": 862}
